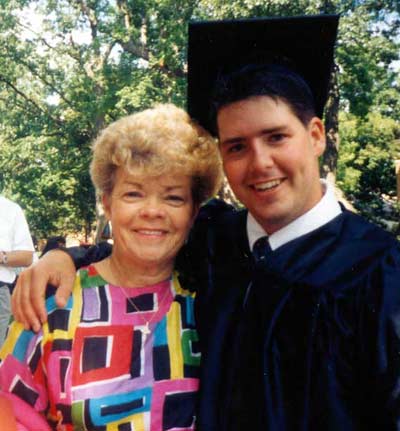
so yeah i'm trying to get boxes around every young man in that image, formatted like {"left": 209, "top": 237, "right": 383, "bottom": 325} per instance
{"left": 11, "top": 15, "right": 400, "bottom": 430}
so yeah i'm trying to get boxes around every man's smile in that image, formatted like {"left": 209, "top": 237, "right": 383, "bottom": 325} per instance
{"left": 250, "top": 179, "right": 284, "bottom": 192}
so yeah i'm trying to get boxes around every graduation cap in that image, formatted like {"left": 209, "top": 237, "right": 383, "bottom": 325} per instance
{"left": 187, "top": 15, "right": 339, "bottom": 134}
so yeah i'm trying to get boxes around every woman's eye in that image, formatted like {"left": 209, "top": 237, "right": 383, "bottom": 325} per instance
{"left": 125, "top": 191, "right": 142, "bottom": 198}
{"left": 166, "top": 195, "right": 185, "bottom": 204}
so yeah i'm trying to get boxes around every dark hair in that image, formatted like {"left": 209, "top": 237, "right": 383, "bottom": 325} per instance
{"left": 40, "top": 236, "right": 66, "bottom": 257}
{"left": 211, "top": 63, "right": 316, "bottom": 133}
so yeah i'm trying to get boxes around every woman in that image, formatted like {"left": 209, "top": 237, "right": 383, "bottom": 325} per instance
{"left": 0, "top": 104, "right": 222, "bottom": 430}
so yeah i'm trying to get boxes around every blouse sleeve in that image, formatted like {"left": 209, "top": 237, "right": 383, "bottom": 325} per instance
{"left": 0, "top": 320, "right": 51, "bottom": 429}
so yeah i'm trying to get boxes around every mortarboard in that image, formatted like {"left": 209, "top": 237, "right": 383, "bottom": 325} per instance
{"left": 187, "top": 15, "right": 339, "bottom": 134}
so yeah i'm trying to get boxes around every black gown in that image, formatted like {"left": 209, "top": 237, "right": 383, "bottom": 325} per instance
{"left": 189, "top": 202, "right": 400, "bottom": 431}
{"left": 69, "top": 200, "right": 400, "bottom": 430}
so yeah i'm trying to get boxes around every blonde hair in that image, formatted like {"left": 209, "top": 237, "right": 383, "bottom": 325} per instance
{"left": 90, "top": 104, "right": 222, "bottom": 205}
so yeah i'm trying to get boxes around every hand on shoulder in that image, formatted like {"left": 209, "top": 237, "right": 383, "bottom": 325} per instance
{"left": 11, "top": 249, "right": 76, "bottom": 332}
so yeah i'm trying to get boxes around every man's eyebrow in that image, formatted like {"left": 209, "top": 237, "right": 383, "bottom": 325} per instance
{"left": 220, "top": 136, "right": 245, "bottom": 146}
{"left": 220, "top": 125, "right": 288, "bottom": 146}
{"left": 262, "top": 125, "right": 288, "bottom": 133}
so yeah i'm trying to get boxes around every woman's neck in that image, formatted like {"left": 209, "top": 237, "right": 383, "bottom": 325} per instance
{"left": 95, "top": 254, "right": 174, "bottom": 288}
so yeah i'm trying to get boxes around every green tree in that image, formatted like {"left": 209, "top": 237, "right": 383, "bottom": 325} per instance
{"left": 0, "top": 0, "right": 398, "bottom": 239}
{"left": 337, "top": 111, "right": 400, "bottom": 229}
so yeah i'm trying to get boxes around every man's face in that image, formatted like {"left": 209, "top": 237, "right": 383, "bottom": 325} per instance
{"left": 217, "top": 95, "right": 325, "bottom": 234}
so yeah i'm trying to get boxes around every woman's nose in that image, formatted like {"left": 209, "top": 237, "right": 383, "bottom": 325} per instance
{"left": 138, "top": 198, "right": 165, "bottom": 218}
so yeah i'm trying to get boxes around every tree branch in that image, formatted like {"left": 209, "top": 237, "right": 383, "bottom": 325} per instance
{"left": 72, "top": 0, "right": 98, "bottom": 40}
{"left": 0, "top": 75, "right": 64, "bottom": 127}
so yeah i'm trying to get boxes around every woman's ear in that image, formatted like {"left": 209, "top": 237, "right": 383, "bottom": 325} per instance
{"left": 308, "top": 117, "right": 326, "bottom": 157}
{"left": 102, "top": 194, "right": 111, "bottom": 220}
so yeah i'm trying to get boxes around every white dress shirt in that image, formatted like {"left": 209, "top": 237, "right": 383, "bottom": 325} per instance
{"left": 247, "top": 180, "right": 342, "bottom": 251}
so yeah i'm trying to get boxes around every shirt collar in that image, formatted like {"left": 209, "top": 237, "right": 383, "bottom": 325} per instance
{"left": 247, "top": 179, "right": 342, "bottom": 251}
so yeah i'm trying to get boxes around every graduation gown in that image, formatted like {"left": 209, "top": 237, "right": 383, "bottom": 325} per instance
{"left": 68, "top": 200, "right": 400, "bottom": 430}
{"left": 187, "top": 202, "right": 400, "bottom": 431}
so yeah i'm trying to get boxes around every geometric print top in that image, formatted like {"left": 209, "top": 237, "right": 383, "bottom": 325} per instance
{"left": 0, "top": 265, "right": 200, "bottom": 430}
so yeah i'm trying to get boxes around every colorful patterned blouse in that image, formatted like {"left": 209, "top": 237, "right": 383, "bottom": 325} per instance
{"left": 0, "top": 265, "right": 200, "bottom": 430}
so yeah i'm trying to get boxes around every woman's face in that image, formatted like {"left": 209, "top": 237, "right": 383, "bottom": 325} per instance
{"left": 103, "top": 167, "right": 196, "bottom": 271}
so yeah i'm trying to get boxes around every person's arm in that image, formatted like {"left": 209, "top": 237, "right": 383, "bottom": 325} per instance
{"left": 10, "top": 203, "right": 35, "bottom": 269}
{"left": 0, "top": 250, "right": 33, "bottom": 267}
{"left": 11, "top": 242, "right": 112, "bottom": 331}
{"left": 175, "top": 198, "right": 238, "bottom": 292}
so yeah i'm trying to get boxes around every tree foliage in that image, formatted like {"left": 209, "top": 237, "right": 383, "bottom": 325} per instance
{"left": 337, "top": 112, "right": 400, "bottom": 228}
{"left": 0, "top": 0, "right": 398, "bottom": 239}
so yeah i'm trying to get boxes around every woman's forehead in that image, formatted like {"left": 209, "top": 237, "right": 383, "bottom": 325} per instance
{"left": 114, "top": 168, "right": 192, "bottom": 188}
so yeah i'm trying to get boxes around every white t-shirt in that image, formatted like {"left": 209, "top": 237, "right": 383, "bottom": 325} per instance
{"left": 0, "top": 196, "right": 34, "bottom": 283}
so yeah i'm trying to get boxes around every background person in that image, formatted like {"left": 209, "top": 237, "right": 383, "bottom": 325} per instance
{"left": 0, "top": 104, "right": 221, "bottom": 430}
{"left": 40, "top": 235, "right": 66, "bottom": 257}
{"left": 0, "top": 195, "right": 34, "bottom": 346}
{"left": 11, "top": 15, "right": 400, "bottom": 430}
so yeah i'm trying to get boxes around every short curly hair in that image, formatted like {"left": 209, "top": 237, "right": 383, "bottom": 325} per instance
{"left": 90, "top": 104, "right": 222, "bottom": 206}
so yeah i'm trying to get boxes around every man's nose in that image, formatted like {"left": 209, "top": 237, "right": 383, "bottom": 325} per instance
{"left": 250, "top": 141, "right": 274, "bottom": 172}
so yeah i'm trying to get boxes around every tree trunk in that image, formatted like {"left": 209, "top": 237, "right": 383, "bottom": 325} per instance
{"left": 320, "top": 62, "right": 340, "bottom": 185}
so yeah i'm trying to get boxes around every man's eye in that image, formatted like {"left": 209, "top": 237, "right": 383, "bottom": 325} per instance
{"left": 227, "top": 143, "right": 245, "bottom": 154}
{"left": 270, "top": 133, "right": 286, "bottom": 143}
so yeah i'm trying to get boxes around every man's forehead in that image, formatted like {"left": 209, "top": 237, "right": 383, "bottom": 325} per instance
{"left": 217, "top": 96, "right": 302, "bottom": 142}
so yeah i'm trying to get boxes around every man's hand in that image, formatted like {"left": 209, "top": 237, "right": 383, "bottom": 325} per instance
{"left": 11, "top": 249, "right": 76, "bottom": 332}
